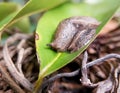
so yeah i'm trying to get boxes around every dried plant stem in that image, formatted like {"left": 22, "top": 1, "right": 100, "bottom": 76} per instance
{"left": 86, "top": 54, "right": 120, "bottom": 68}
{"left": 3, "top": 34, "right": 33, "bottom": 91}
{"left": 0, "top": 62, "right": 25, "bottom": 93}
{"left": 16, "top": 48, "right": 25, "bottom": 75}
{"left": 43, "top": 69, "right": 80, "bottom": 88}
{"left": 80, "top": 51, "right": 93, "bottom": 86}
{"left": 41, "top": 53, "right": 120, "bottom": 90}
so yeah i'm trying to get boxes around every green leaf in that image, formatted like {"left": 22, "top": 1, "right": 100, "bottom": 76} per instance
{"left": 0, "top": 2, "right": 18, "bottom": 21}
{"left": 9, "top": 17, "right": 31, "bottom": 33}
{"left": 0, "top": 0, "right": 68, "bottom": 31}
{"left": 36, "top": 0, "right": 120, "bottom": 78}
{"left": 0, "top": 12, "right": 17, "bottom": 31}
{"left": 0, "top": 2, "right": 30, "bottom": 33}
{"left": 0, "top": 2, "right": 19, "bottom": 31}
{"left": 12, "top": 0, "right": 69, "bottom": 21}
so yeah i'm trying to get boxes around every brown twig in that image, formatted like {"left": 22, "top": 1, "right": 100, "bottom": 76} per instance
{"left": 0, "top": 62, "right": 25, "bottom": 93}
{"left": 22, "top": 47, "right": 33, "bottom": 63}
{"left": 117, "top": 74, "right": 120, "bottom": 93}
{"left": 41, "top": 53, "right": 120, "bottom": 90}
{"left": 3, "top": 33, "right": 33, "bottom": 91}
{"left": 41, "top": 69, "right": 80, "bottom": 90}
{"left": 92, "top": 73, "right": 113, "bottom": 93}
{"left": 80, "top": 51, "right": 96, "bottom": 87}
{"left": 16, "top": 48, "right": 25, "bottom": 75}
{"left": 113, "top": 65, "right": 120, "bottom": 92}
{"left": 86, "top": 54, "right": 120, "bottom": 68}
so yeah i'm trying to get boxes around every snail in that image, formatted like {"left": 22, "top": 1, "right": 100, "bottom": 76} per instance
{"left": 48, "top": 16, "right": 100, "bottom": 53}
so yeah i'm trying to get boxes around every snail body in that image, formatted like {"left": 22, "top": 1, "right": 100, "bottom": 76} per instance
{"left": 48, "top": 16, "right": 100, "bottom": 52}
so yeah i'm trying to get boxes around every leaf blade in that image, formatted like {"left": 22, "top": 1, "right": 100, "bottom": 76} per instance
{"left": 0, "top": 0, "right": 68, "bottom": 31}
{"left": 36, "top": 0, "right": 120, "bottom": 77}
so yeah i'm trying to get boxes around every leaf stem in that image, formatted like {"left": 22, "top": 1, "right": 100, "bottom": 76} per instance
{"left": 33, "top": 74, "right": 44, "bottom": 93}
{"left": 40, "top": 53, "right": 62, "bottom": 77}
{"left": 34, "top": 53, "right": 62, "bottom": 93}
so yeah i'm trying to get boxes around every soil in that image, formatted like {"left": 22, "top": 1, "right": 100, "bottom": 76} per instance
{"left": 0, "top": 18, "right": 120, "bottom": 93}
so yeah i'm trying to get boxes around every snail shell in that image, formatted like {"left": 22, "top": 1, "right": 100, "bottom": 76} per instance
{"left": 48, "top": 16, "right": 100, "bottom": 52}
